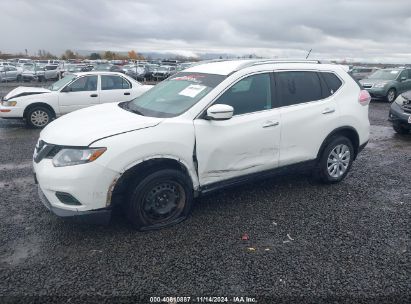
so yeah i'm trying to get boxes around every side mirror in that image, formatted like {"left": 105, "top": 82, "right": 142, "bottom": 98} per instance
{"left": 206, "top": 104, "right": 234, "bottom": 120}
{"left": 401, "top": 77, "right": 407, "bottom": 82}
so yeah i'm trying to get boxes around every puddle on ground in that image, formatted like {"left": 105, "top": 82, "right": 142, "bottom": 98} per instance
{"left": 0, "top": 160, "right": 32, "bottom": 171}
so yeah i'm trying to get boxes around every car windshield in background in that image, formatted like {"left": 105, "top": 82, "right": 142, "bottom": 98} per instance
{"left": 127, "top": 72, "right": 226, "bottom": 118}
{"left": 48, "top": 75, "right": 76, "bottom": 91}
{"left": 368, "top": 69, "right": 400, "bottom": 80}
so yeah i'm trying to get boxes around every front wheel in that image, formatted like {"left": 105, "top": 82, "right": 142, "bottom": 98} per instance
{"left": 386, "top": 88, "right": 396, "bottom": 103}
{"left": 314, "top": 136, "right": 354, "bottom": 184}
{"left": 126, "top": 169, "right": 193, "bottom": 230}
{"left": 26, "top": 107, "right": 53, "bottom": 128}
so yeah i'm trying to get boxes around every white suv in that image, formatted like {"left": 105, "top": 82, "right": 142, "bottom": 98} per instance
{"left": 33, "top": 60, "right": 370, "bottom": 230}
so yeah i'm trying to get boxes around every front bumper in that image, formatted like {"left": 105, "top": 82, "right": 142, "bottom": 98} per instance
{"left": 364, "top": 87, "right": 387, "bottom": 98}
{"left": 388, "top": 102, "right": 411, "bottom": 130}
{"left": 38, "top": 185, "right": 111, "bottom": 224}
{"left": 0, "top": 105, "right": 24, "bottom": 118}
{"left": 33, "top": 157, "right": 120, "bottom": 221}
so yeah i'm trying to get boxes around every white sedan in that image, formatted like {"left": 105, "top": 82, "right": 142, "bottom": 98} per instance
{"left": 0, "top": 72, "right": 152, "bottom": 128}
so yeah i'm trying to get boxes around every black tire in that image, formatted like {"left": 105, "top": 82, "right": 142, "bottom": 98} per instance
{"left": 126, "top": 169, "right": 193, "bottom": 230}
{"left": 385, "top": 88, "right": 396, "bottom": 103}
{"left": 25, "top": 106, "right": 53, "bottom": 128}
{"left": 313, "top": 136, "right": 354, "bottom": 184}
{"left": 393, "top": 124, "right": 409, "bottom": 134}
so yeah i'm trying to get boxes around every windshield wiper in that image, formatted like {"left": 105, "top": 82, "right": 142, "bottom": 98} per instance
{"left": 129, "top": 109, "right": 145, "bottom": 116}
{"left": 119, "top": 101, "right": 145, "bottom": 116}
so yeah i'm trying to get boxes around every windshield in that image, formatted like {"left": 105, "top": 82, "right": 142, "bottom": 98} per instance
{"left": 49, "top": 75, "right": 77, "bottom": 91}
{"left": 368, "top": 69, "right": 400, "bottom": 80}
{"left": 126, "top": 72, "right": 226, "bottom": 118}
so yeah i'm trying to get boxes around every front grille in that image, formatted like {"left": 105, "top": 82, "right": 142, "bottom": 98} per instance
{"left": 34, "top": 140, "right": 59, "bottom": 163}
{"left": 403, "top": 104, "right": 411, "bottom": 114}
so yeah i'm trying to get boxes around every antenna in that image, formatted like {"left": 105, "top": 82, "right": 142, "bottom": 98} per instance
{"left": 306, "top": 49, "right": 312, "bottom": 59}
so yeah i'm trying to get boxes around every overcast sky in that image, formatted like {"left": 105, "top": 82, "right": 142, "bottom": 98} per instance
{"left": 1, "top": 0, "right": 410, "bottom": 62}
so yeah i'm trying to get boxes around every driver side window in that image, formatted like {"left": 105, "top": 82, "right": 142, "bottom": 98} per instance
{"left": 68, "top": 76, "right": 97, "bottom": 92}
{"left": 214, "top": 73, "right": 272, "bottom": 115}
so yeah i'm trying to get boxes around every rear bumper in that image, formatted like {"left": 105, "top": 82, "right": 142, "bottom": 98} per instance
{"left": 38, "top": 185, "right": 111, "bottom": 224}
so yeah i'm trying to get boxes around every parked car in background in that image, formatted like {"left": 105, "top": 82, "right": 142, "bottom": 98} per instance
{"left": 123, "top": 64, "right": 146, "bottom": 81}
{"left": 22, "top": 65, "right": 46, "bottom": 82}
{"left": 93, "top": 64, "right": 124, "bottom": 73}
{"left": 0, "top": 66, "right": 22, "bottom": 82}
{"left": 359, "top": 68, "right": 411, "bottom": 102}
{"left": 389, "top": 90, "right": 411, "bottom": 134}
{"left": 152, "top": 65, "right": 176, "bottom": 80}
{"left": 349, "top": 66, "right": 379, "bottom": 80}
{"left": 31, "top": 59, "right": 370, "bottom": 230}
{"left": 61, "top": 64, "right": 90, "bottom": 77}
{"left": 0, "top": 72, "right": 152, "bottom": 128}
{"left": 44, "top": 64, "right": 62, "bottom": 80}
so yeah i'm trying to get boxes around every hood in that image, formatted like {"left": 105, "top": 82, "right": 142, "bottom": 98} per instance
{"left": 400, "top": 90, "right": 411, "bottom": 100}
{"left": 4, "top": 86, "right": 51, "bottom": 100}
{"left": 40, "top": 102, "right": 163, "bottom": 146}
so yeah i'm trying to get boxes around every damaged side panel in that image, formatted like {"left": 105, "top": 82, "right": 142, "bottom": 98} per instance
{"left": 193, "top": 109, "right": 282, "bottom": 185}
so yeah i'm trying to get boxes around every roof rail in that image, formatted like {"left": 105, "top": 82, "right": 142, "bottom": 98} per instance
{"left": 238, "top": 59, "right": 322, "bottom": 70}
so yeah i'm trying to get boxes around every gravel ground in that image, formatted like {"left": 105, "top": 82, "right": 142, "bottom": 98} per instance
{"left": 0, "top": 83, "right": 409, "bottom": 303}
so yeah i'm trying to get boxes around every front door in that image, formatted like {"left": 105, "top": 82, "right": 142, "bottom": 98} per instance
{"left": 194, "top": 72, "right": 281, "bottom": 186}
{"left": 58, "top": 75, "right": 99, "bottom": 114}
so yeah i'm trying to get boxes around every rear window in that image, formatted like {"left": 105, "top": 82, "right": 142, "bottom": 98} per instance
{"left": 321, "top": 72, "right": 343, "bottom": 95}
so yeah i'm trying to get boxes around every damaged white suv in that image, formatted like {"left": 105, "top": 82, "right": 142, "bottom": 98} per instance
{"left": 33, "top": 60, "right": 370, "bottom": 230}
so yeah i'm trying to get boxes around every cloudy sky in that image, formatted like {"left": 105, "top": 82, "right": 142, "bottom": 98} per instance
{"left": 1, "top": 0, "right": 410, "bottom": 62}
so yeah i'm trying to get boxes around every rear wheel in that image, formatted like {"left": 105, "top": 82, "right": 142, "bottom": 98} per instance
{"left": 314, "top": 136, "right": 354, "bottom": 184}
{"left": 386, "top": 88, "right": 396, "bottom": 103}
{"left": 26, "top": 106, "right": 53, "bottom": 128}
{"left": 126, "top": 169, "right": 193, "bottom": 230}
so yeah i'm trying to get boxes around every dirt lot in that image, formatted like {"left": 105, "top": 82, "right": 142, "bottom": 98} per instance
{"left": 0, "top": 81, "right": 410, "bottom": 303}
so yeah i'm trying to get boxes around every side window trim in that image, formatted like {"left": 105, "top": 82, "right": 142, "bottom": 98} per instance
{"left": 66, "top": 75, "right": 98, "bottom": 92}
{"left": 199, "top": 71, "right": 276, "bottom": 118}
{"left": 274, "top": 70, "right": 344, "bottom": 108}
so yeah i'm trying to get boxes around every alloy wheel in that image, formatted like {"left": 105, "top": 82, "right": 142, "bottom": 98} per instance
{"left": 30, "top": 110, "right": 49, "bottom": 127}
{"left": 327, "top": 144, "right": 351, "bottom": 178}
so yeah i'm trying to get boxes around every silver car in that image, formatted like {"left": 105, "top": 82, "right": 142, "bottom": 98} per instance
{"left": 0, "top": 66, "right": 21, "bottom": 82}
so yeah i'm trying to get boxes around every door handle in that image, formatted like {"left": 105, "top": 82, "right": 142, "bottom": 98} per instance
{"left": 124, "top": 92, "right": 131, "bottom": 96}
{"left": 322, "top": 108, "right": 335, "bottom": 114}
{"left": 262, "top": 121, "right": 279, "bottom": 128}
{"left": 90, "top": 94, "right": 98, "bottom": 97}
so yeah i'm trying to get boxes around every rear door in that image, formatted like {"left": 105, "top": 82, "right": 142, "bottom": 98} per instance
{"left": 276, "top": 71, "right": 342, "bottom": 166}
{"left": 194, "top": 72, "right": 281, "bottom": 186}
{"left": 58, "top": 75, "right": 99, "bottom": 114}
{"left": 99, "top": 74, "right": 133, "bottom": 103}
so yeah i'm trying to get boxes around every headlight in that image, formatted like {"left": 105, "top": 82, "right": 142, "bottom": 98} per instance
{"left": 52, "top": 147, "right": 106, "bottom": 167}
{"left": 2, "top": 100, "right": 17, "bottom": 106}
{"left": 374, "top": 82, "right": 387, "bottom": 88}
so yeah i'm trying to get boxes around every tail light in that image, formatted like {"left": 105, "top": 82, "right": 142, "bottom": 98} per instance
{"left": 359, "top": 90, "right": 371, "bottom": 106}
